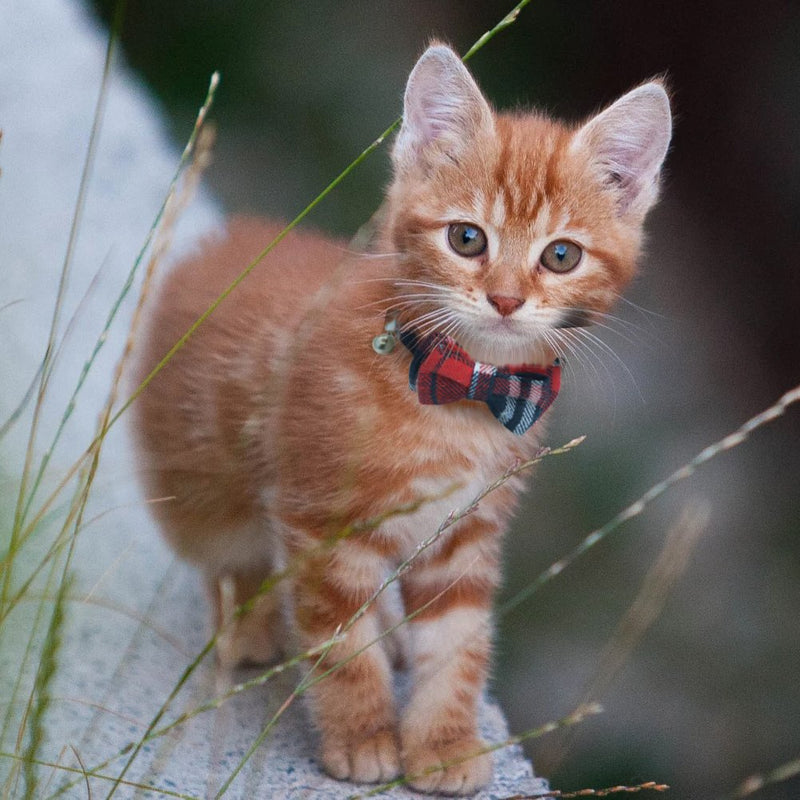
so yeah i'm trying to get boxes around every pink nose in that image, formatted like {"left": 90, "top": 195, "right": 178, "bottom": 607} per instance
{"left": 487, "top": 294, "right": 525, "bottom": 317}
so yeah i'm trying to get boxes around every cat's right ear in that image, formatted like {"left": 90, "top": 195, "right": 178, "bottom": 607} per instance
{"left": 392, "top": 44, "right": 494, "bottom": 174}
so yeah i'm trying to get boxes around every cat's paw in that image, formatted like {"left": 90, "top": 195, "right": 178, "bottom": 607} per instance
{"left": 321, "top": 729, "right": 401, "bottom": 784}
{"left": 403, "top": 736, "right": 492, "bottom": 795}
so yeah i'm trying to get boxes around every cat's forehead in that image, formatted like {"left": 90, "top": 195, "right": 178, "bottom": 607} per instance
{"left": 490, "top": 114, "right": 579, "bottom": 222}
{"left": 437, "top": 113, "right": 596, "bottom": 234}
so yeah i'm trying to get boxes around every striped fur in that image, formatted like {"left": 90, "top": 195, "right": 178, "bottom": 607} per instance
{"left": 133, "top": 44, "right": 670, "bottom": 794}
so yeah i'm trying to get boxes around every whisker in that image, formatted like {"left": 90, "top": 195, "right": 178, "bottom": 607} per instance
{"left": 414, "top": 311, "right": 458, "bottom": 339}
{"left": 563, "top": 326, "right": 643, "bottom": 403}
{"left": 356, "top": 293, "right": 446, "bottom": 312}
{"left": 396, "top": 300, "right": 451, "bottom": 317}
{"left": 553, "top": 305, "right": 649, "bottom": 340}
{"left": 589, "top": 312, "right": 660, "bottom": 350}
{"left": 552, "top": 324, "right": 627, "bottom": 399}
{"left": 409, "top": 308, "right": 453, "bottom": 327}
{"left": 550, "top": 329, "right": 604, "bottom": 391}
{"left": 351, "top": 250, "right": 402, "bottom": 260}
{"left": 615, "top": 293, "right": 671, "bottom": 323}
{"left": 587, "top": 318, "right": 641, "bottom": 347}
{"left": 350, "top": 275, "right": 405, "bottom": 286}
{"left": 392, "top": 279, "right": 454, "bottom": 293}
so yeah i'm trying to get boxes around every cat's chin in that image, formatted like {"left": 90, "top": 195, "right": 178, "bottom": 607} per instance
{"left": 458, "top": 327, "right": 556, "bottom": 367}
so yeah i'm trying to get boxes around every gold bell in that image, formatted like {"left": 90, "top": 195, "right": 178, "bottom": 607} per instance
{"left": 372, "top": 332, "right": 396, "bottom": 355}
{"left": 372, "top": 312, "right": 399, "bottom": 355}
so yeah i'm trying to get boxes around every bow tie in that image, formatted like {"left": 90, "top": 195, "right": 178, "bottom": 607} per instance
{"left": 399, "top": 330, "right": 561, "bottom": 436}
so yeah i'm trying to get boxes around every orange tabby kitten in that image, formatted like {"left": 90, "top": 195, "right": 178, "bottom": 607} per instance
{"left": 134, "top": 44, "right": 671, "bottom": 794}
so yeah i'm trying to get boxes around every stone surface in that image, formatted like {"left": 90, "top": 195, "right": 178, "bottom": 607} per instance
{"left": 49, "top": 557, "right": 549, "bottom": 798}
{"left": 0, "top": 1, "right": 548, "bottom": 798}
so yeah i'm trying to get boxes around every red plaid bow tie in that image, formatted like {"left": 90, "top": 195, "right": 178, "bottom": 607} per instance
{"left": 399, "top": 330, "right": 561, "bottom": 435}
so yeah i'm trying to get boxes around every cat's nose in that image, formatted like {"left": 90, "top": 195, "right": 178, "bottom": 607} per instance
{"left": 487, "top": 294, "right": 525, "bottom": 317}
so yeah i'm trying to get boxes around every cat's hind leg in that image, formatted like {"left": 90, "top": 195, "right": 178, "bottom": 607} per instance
{"left": 192, "top": 519, "right": 287, "bottom": 669}
{"left": 206, "top": 566, "right": 286, "bottom": 669}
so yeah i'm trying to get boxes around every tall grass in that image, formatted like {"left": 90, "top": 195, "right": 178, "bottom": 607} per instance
{"left": 2, "top": 0, "right": 799, "bottom": 797}
{"left": 0, "top": 23, "right": 219, "bottom": 793}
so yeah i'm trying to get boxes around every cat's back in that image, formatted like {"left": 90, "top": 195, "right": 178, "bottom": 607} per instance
{"left": 132, "top": 217, "right": 350, "bottom": 539}
{"left": 150, "top": 217, "right": 347, "bottom": 342}
{"left": 136, "top": 216, "right": 349, "bottom": 387}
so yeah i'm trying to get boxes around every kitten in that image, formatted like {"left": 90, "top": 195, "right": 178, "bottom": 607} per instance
{"left": 134, "top": 44, "right": 671, "bottom": 794}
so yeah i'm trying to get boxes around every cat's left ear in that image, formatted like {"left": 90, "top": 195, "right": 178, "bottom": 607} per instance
{"left": 393, "top": 43, "right": 494, "bottom": 174}
{"left": 573, "top": 81, "right": 672, "bottom": 218}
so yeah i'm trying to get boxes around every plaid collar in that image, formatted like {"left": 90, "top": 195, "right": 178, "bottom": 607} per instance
{"left": 399, "top": 329, "right": 561, "bottom": 435}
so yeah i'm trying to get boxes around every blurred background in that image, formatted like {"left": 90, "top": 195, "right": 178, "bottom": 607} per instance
{"left": 85, "top": 1, "right": 800, "bottom": 797}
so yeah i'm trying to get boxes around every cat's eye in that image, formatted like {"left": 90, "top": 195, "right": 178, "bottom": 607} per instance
{"left": 540, "top": 240, "right": 582, "bottom": 273}
{"left": 447, "top": 223, "right": 487, "bottom": 258}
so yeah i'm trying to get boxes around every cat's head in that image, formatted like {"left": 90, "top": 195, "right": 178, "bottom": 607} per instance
{"left": 384, "top": 43, "right": 672, "bottom": 366}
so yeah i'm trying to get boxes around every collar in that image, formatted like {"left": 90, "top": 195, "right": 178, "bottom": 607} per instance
{"left": 397, "top": 329, "right": 561, "bottom": 435}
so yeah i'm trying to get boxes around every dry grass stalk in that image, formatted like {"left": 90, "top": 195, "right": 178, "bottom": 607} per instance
{"left": 544, "top": 500, "right": 710, "bottom": 774}
{"left": 500, "top": 383, "right": 800, "bottom": 616}
{"left": 731, "top": 755, "right": 800, "bottom": 798}
{"left": 505, "top": 781, "right": 670, "bottom": 798}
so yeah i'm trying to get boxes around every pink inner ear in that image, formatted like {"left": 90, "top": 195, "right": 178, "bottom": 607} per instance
{"left": 577, "top": 83, "right": 671, "bottom": 215}
{"left": 393, "top": 46, "right": 493, "bottom": 171}
{"left": 410, "top": 91, "right": 461, "bottom": 149}
{"left": 600, "top": 138, "right": 647, "bottom": 193}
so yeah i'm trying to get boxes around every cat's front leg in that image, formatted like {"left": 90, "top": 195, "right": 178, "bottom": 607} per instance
{"left": 292, "top": 541, "right": 401, "bottom": 784}
{"left": 399, "top": 524, "right": 500, "bottom": 794}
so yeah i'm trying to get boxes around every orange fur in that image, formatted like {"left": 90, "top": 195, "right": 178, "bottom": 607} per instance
{"left": 133, "top": 44, "right": 671, "bottom": 794}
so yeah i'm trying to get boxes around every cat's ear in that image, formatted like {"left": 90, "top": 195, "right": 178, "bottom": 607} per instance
{"left": 393, "top": 44, "right": 494, "bottom": 174}
{"left": 573, "top": 81, "right": 672, "bottom": 218}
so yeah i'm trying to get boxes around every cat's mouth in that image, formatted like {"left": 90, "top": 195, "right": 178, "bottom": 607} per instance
{"left": 482, "top": 306, "right": 594, "bottom": 336}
